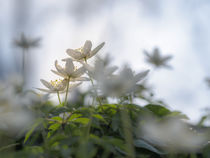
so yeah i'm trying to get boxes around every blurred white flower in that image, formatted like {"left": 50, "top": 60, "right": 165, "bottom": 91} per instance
{"left": 0, "top": 75, "right": 35, "bottom": 133}
{"left": 205, "top": 77, "right": 210, "bottom": 88}
{"left": 66, "top": 40, "right": 105, "bottom": 61}
{"left": 80, "top": 56, "right": 118, "bottom": 81}
{"left": 14, "top": 33, "right": 41, "bottom": 50}
{"left": 144, "top": 48, "right": 172, "bottom": 68}
{"left": 141, "top": 118, "right": 207, "bottom": 152}
{"left": 100, "top": 66, "right": 149, "bottom": 97}
{"left": 51, "top": 58, "right": 88, "bottom": 81}
{"left": 37, "top": 79, "right": 81, "bottom": 93}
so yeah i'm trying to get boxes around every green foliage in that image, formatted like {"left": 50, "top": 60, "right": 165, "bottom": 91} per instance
{"left": 1, "top": 102, "right": 207, "bottom": 158}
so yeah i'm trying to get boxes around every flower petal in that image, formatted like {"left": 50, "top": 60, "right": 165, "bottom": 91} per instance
{"left": 105, "top": 66, "right": 118, "bottom": 76}
{"left": 72, "top": 67, "right": 85, "bottom": 77}
{"left": 89, "top": 42, "right": 105, "bottom": 58}
{"left": 36, "top": 88, "right": 55, "bottom": 93}
{"left": 134, "top": 70, "right": 150, "bottom": 83}
{"left": 68, "top": 82, "right": 82, "bottom": 90}
{"left": 62, "top": 58, "right": 74, "bottom": 75}
{"left": 40, "top": 79, "right": 53, "bottom": 89}
{"left": 66, "top": 49, "right": 83, "bottom": 60}
{"left": 70, "top": 77, "right": 90, "bottom": 82}
{"left": 51, "top": 70, "right": 66, "bottom": 78}
{"left": 55, "top": 60, "right": 67, "bottom": 76}
{"left": 83, "top": 40, "right": 92, "bottom": 55}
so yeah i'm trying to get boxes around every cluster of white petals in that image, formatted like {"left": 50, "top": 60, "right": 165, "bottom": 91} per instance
{"left": 100, "top": 66, "right": 149, "bottom": 97}
{"left": 66, "top": 40, "right": 105, "bottom": 61}
{"left": 38, "top": 40, "right": 105, "bottom": 104}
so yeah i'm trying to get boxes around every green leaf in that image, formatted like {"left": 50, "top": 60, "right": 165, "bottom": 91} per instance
{"left": 72, "top": 118, "right": 90, "bottom": 125}
{"left": 167, "top": 111, "right": 189, "bottom": 119}
{"left": 92, "top": 114, "right": 107, "bottom": 124}
{"left": 24, "top": 118, "right": 43, "bottom": 144}
{"left": 68, "top": 114, "right": 82, "bottom": 121}
{"left": 134, "top": 139, "right": 165, "bottom": 155}
{"left": 48, "top": 123, "right": 61, "bottom": 131}
{"left": 51, "top": 116, "right": 63, "bottom": 121}
{"left": 197, "top": 116, "right": 207, "bottom": 126}
{"left": 145, "top": 104, "right": 171, "bottom": 117}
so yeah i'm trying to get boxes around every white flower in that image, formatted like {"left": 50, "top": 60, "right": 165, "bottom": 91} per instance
{"left": 37, "top": 79, "right": 82, "bottom": 93}
{"left": 144, "top": 48, "right": 172, "bottom": 68}
{"left": 100, "top": 66, "right": 149, "bottom": 97}
{"left": 141, "top": 118, "right": 207, "bottom": 152}
{"left": 66, "top": 40, "right": 105, "bottom": 61}
{"left": 37, "top": 79, "right": 67, "bottom": 93}
{"left": 80, "top": 56, "right": 118, "bottom": 81}
{"left": 51, "top": 58, "right": 88, "bottom": 81}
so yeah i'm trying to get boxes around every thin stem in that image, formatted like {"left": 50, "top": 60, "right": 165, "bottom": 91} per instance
{"left": 84, "top": 59, "right": 102, "bottom": 106}
{"left": 90, "top": 77, "right": 102, "bottom": 106}
{"left": 129, "top": 94, "right": 133, "bottom": 104}
{"left": 57, "top": 91, "right": 61, "bottom": 104}
{"left": 0, "top": 143, "right": 20, "bottom": 152}
{"left": 64, "top": 77, "right": 70, "bottom": 106}
{"left": 22, "top": 49, "right": 27, "bottom": 82}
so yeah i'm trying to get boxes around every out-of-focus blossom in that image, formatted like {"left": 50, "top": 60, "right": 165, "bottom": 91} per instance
{"left": 0, "top": 75, "right": 35, "bottom": 133}
{"left": 66, "top": 40, "right": 105, "bottom": 61}
{"left": 100, "top": 66, "right": 149, "bottom": 97}
{"left": 144, "top": 48, "right": 172, "bottom": 68}
{"left": 51, "top": 58, "right": 88, "bottom": 81}
{"left": 37, "top": 79, "right": 81, "bottom": 93}
{"left": 14, "top": 33, "right": 41, "bottom": 50}
{"left": 140, "top": 118, "right": 207, "bottom": 152}
{"left": 80, "top": 56, "right": 118, "bottom": 81}
{"left": 205, "top": 77, "right": 210, "bottom": 88}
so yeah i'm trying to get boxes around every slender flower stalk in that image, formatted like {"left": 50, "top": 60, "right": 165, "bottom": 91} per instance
{"left": 57, "top": 91, "right": 61, "bottom": 104}
{"left": 64, "top": 77, "right": 70, "bottom": 105}
{"left": 14, "top": 33, "right": 41, "bottom": 83}
{"left": 22, "top": 49, "right": 26, "bottom": 80}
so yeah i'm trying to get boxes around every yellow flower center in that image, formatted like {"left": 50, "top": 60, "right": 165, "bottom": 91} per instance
{"left": 75, "top": 47, "right": 83, "bottom": 53}
{"left": 50, "top": 79, "right": 63, "bottom": 87}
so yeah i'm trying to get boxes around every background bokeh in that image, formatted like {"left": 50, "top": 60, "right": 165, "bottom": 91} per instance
{"left": 0, "top": 0, "right": 210, "bottom": 122}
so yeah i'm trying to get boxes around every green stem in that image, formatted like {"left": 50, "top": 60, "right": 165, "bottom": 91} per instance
{"left": 64, "top": 77, "right": 70, "bottom": 106}
{"left": 90, "top": 76, "right": 102, "bottom": 106}
{"left": 85, "top": 59, "right": 102, "bottom": 106}
{"left": 129, "top": 94, "right": 133, "bottom": 104}
{"left": 22, "top": 49, "right": 27, "bottom": 82}
{"left": 0, "top": 143, "right": 20, "bottom": 152}
{"left": 57, "top": 91, "right": 61, "bottom": 104}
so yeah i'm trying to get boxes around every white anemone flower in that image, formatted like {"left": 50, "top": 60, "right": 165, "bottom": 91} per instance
{"left": 51, "top": 58, "right": 88, "bottom": 81}
{"left": 100, "top": 66, "right": 149, "bottom": 97}
{"left": 37, "top": 79, "right": 82, "bottom": 94}
{"left": 80, "top": 57, "right": 118, "bottom": 81}
{"left": 66, "top": 40, "right": 105, "bottom": 61}
{"left": 37, "top": 79, "right": 67, "bottom": 93}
